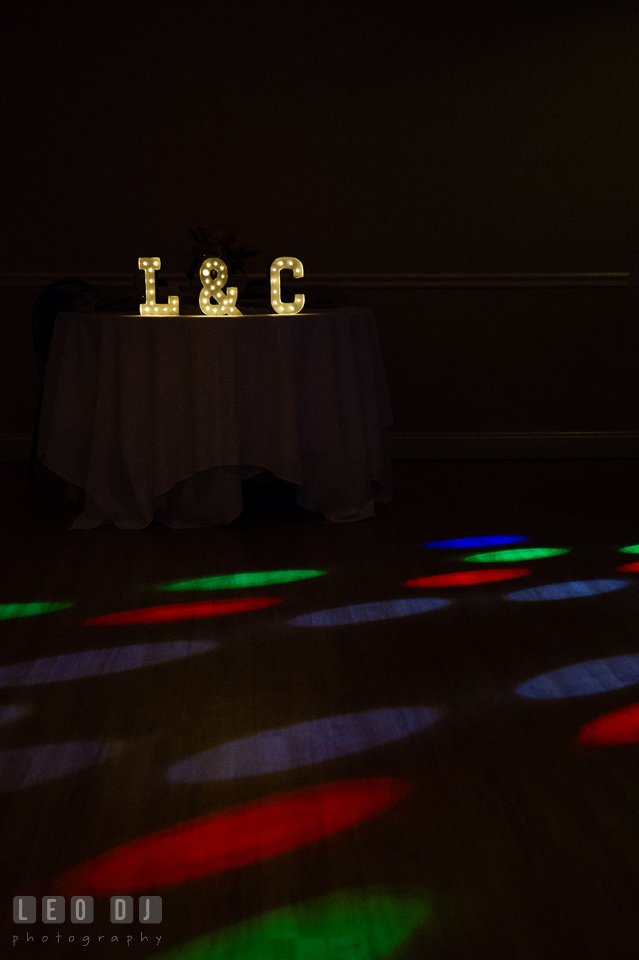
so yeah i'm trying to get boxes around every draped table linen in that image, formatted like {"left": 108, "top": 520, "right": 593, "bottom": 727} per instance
{"left": 38, "top": 308, "right": 393, "bottom": 529}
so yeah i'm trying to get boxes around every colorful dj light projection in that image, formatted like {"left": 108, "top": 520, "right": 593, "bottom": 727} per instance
{"left": 0, "top": 705, "right": 25, "bottom": 725}
{"left": 84, "top": 598, "right": 282, "bottom": 626}
{"left": 506, "top": 580, "right": 627, "bottom": 602}
{"left": 619, "top": 544, "right": 639, "bottom": 554}
{"left": 0, "top": 602, "right": 72, "bottom": 620}
{"left": 405, "top": 568, "right": 531, "bottom": 588}
{"left": 516, "top": 654, "right": 639, "bottom": 699}
{"left": 155, "top": 888, "right": 430, "bottom": 960}
{"left": 617, "top": 562, "right": 639, "bottom": 573}
{"left": 163, "top": 570, "right": 325, "bottom": 591}
{"left": 288, "top": 598, "right": 449, "bottom": 627}
{"left": 0, "top": 741, "right": 111, "bottom": 792}
{"left": 0, "top": 640, "right": 216, "bottom": 688}
{"left": 423, "top": 535, "right": 529, "bottom": 549}
{"left": 55, "top": 777, "right": 411, "bottom": 895}
{"left": 168, "top": 707, "right": 439, "bottom": 782}
{"left": 464, "top": 547, "right": 570, "bottom": 563}
{"left": 578, "top": 702, "right": 639, "bottom": 744}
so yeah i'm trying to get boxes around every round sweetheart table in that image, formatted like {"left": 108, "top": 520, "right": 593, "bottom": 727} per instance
{"left": 38, "top": 308, "right": 393, "bottom": 529}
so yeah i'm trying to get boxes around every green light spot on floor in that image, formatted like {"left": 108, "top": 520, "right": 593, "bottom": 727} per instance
{"left": 156, "top": 888, "right": 430, "bottom": 960}
{"left": 162, "top": 570, "right": 326, "bottom": 591}
{"left": 619, "top": 544, "right": 639, "bottom": 554}
{"left": 464, "top": 547, "right": 570, "bottom": 563}
{"left": 0, "top": 602, "right": 72, "bottom": 620}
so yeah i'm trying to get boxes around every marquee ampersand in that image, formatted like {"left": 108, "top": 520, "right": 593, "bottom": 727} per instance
{"left": 199, "top": 259, "right": 243, "bottom": 316}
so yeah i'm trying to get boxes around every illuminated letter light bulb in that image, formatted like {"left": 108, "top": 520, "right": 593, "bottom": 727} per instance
{"left": 199, "top": 259, "right": 242, "bottom": 317}
{"left": 270, "top": 257, "right": 305, "bottom": 315}
{"left": 138, "top": 258, "right": 179, "bottom": 315}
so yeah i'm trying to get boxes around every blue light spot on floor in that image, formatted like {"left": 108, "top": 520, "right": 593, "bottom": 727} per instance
{"left": 0, "top": 742, "right": 112, "bottom": 791}
{"left": 288, "top": 598, "right": 449, "bottom": 628}
{"left": 0, "top": 640, "right": 216, "bottom": 687}
{"left": 0, "top": 705, "right": 25, "bottom": 725}
{"left": 516, "top": 654, "right": 639, "bottom": 699}
{"left": 423, "top": 535, "right": 529, "bottom": 549}
{"left": 506, "top": 580, "right": 628, "bottom": 602}
{"left": 167, "top": 707, "right": 440, "bottom": 782}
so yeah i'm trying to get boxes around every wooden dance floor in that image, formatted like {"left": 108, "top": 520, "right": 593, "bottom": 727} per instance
{"left": 2, "top": 459, "right": 639, "bottom": 959}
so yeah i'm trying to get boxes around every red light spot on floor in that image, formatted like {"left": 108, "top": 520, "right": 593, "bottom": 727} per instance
{"left": 578, "top": 702, "right": 639, "bottom": 745}
{"left": 84, "top": 597, "right": 283, "bottom": 625}
{"left": 404, "top": 568, "right": 531, "bottom": 588}
{"left": 617, "top": 562, "right": 639, "bottom": 573}
{"left": 54, "top": 777, "right": 411, "bottom": 894}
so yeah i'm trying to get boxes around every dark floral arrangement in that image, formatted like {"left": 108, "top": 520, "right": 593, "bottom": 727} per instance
{"left": 187, "top": 226, "right": 260, "bottom": 286}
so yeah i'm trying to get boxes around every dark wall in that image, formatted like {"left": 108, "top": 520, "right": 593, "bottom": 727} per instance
{"left": 2, "top": 1, "right": 639, "bottom": 450}
{"left": 2, "top": 0, "right": 639, "bottom": 276}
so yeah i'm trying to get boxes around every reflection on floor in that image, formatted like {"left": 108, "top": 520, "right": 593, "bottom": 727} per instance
{"left": 3, "top": 459, "right": 639, "bottom": 958}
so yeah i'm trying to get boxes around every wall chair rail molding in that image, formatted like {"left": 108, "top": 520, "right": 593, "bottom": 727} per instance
{"left": 7, "top": 431, "right": 639, "bottom": 464}
{"left": 0, "top": 272, "right": 630, "bottom": 289}
{"left": 5, "top": 272, "right": 635, "bottom": 463}
{"left": 293, "top": 273, "right": 630, "bottom": 289}
{"left": 390, "top": 432, "right": 639, "bottom": 460}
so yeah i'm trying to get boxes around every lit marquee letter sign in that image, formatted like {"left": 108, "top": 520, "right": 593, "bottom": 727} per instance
{"left": 138, "top": 258, "right": 179, "bottom": 315}
{"left": 137, "top": 256, "right": 305, "bottom": 316}
{"left": 199, "top": 258, "right": 242, "bottom": 316}
{"left": 270, "top": 257, "right": 305, "bottom": 315}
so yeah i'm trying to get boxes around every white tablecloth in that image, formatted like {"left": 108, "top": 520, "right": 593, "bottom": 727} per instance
{"left": 39, "top": 308, "right": 393, "bottom": 529}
